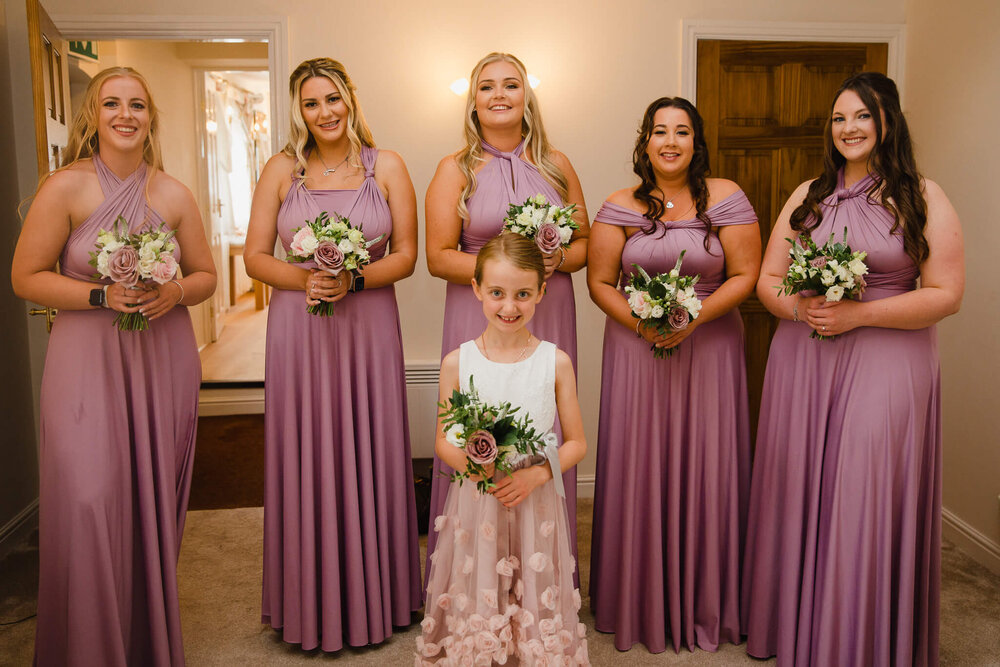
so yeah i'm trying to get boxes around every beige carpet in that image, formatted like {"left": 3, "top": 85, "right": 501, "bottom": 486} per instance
{"left": 2, "top": 500, "right": 999, "bottom": 665}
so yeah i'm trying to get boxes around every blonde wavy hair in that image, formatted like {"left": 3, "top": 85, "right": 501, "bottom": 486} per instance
{"left": 284, "top": 58, "right": 374, "bottom": 179}
{"left": 58, "top": 67, "right": 163, "bottom": 173}
{"left": 456, "top": 53, "right": 567, "bottom": 220}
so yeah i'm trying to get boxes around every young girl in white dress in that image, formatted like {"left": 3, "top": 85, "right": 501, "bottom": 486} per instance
{"left": 417, "top": 233, "right": 590, "bottom": 666}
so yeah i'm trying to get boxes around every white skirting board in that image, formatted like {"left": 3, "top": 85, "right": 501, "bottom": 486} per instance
{"left": 942, "top": 506, "right": 1000, "bottom": 576}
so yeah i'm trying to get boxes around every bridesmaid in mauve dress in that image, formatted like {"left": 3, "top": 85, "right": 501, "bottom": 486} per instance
{"left": 11, "top": 68, "right": 217, "bottom": 666}
{"left": 245, "top": 58, "right": 421, "bottom": 652}
{"left": 424, "top": 52, "right": 590, "bottom": 580}
{"left": 587, "top": 97, "right": 760, "bottom": 654}
{"left": 742, "top": 72, "right": 964, "bottom": 666}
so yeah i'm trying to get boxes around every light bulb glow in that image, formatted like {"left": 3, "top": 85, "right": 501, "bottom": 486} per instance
{"left": 449, "top": 78, "right": 470, "bottom": 96}
{"left": 206, "top": 119, "right": 218, "bottom": 133}
{"left": 527, "top": 74, "right": 540, "bottom": 89}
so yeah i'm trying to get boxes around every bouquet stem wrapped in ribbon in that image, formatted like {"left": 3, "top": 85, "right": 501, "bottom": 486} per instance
{"left": 88, "top": 215, "right": 178, "bottom": 332}
{"left": 502, "top": 194, "right": 578, "bottom": 254}
{"left": 779, "top": 227, "right": 869, "bottom": 340}
{"left": 439, "top": 376, "right": 564, "bottom": 497}
{"left": 624, "top": 250, "right": 702, "bottom": 359}
{"left": 285, "top": 211, "right": 383, "bottom": 316}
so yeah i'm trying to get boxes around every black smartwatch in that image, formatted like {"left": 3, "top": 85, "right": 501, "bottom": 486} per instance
{"left": 89, "top": 285, "right": 107, "bottom": 308}
{"left": 349, "top": 273, "right": 365, "bottom": 293}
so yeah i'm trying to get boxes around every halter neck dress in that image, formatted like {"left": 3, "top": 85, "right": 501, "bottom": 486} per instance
{"left": 426, "top": 140, "right": 579, "bottom": 587}
{"left": 588, "top": 191, "right": 757, "bottom": 653}
{"left": 35, "top": 154, "right": 199, "bottom": 666}
{"left": 260, "top": 146, "right": 422, "bottom": 651}
{"left": 742, "top": 171, "right": 941, "bottom": 666}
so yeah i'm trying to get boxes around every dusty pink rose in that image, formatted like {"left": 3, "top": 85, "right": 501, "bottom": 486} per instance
{"left": 465, "top": 430, "right": 498, "bottom": 465}
{"left": 454, "top": 528, "right": 471, "bottom": 547}
{"left": 572, "top": 589, "right": 582, "bottom": 610}
{"left": 539, "top": 520, "right": 555, "bottom": 538}
{"left": 577, "top": 622, "right": 587, "bottom": 638}
{"left": 518, "top": 608, "right": 536, "bottom": 628}
{"left": 574, "top": 643, "right": 589, "bottom": 663}
{"left": 149, "top": 254, "right": 178, "bottom": 284}
{"left": 467, "top": 614, "right": 487, "bottom": 633}
{"left": 455, "top": 593, "right": 469, "bottom": 611}
{"left": 109, "top": 245, "right": 139, "bottom": 286}
{"left": 314, "top": 240, "right": 345, "bottom": 274}
{"left": 542, "top": 634, "right": 561, "bottom": 652}
{"left": 513, "top": 579, "right": 524, "bottom": 601}
{"left": 496, "top": 557, "right": 514, "bottom": 577}
{"left": 558, "top": 629, "right": 574, "bottom": 649}
{"left": 480, "top": 521, "right": 496, "bottom": 541}
{"left": 433, "top": 515, "right": 447, "bottom": 532}
{"left": 539, "top": 618, "right": 557, "bottom": 636}
{"left": 462, "top": 555, "right": 474, "bottom": 574}
{"left": 527, "top": 552, "right": 551, "bottom": 573}
{"left": 540, "top": 585, "right": 559, "bottom": 611}
{"left": 535, "top": 222, "right": 562, "bottom": 254}
{"left": 289, "top": 226, "right": 317, "bottom": 256}
{"left": 420, "top": 616, "right": 436, "bottom": 634}
{"left": 809, "top": 256, "right": 828, "bottom": 268}
{"left": 475, "top": 630, "right": 501, "bottom": 653}
{"left": 481, "top": 589, "right": 498, "bottom": 609}
{"left": 498, "top": 625, "right": 513, "bottom": 644}
{"left": 488, "top": 613, "right": 506, "bottom": 633}
{"left": 436, "top": 593, "right": 452, "bottom": 610}
{"left": 667, "top": 306, "right": 690, "bottom": 331}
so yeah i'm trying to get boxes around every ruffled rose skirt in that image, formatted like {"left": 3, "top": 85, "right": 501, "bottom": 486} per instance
{"left": 417, "top": 478, "right": 589, "bottom": 666}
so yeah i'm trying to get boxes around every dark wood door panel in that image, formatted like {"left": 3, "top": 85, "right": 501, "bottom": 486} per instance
{"left": 697, "top": 39, "right": 888, "bottom": 443}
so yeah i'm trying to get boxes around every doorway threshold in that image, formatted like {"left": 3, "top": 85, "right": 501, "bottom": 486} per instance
{"left": 199, "top": 381, "right": 264, "bottom": 416}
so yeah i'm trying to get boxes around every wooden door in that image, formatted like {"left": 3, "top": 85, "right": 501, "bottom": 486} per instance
{"left": 26, "top": 0, "right": 71, "bottom": 333}
{"left": 696, "top": 40, "right": 888, "bottom": 440}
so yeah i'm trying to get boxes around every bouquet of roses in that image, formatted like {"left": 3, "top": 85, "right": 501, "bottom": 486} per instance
{"left": 439, "top": 377, "right": 549, "bottom": 494}
{"left": 89, "top": 215, "right": 178, "bottom": 331}
{"left": 779, "top": 227, "right": 869, "bottom": 340}
{"left": 625, "top": 250, "right": 702, "bottom": 359}
{"left": 286, "top": 211, "right": 382, "bottom": 316}
{"left": 502, "top": 193, "right": 578, "bottom": 254}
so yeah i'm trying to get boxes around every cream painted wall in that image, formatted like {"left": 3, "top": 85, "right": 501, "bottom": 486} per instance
{"left": 42, "top": 0, "right": 908, "bottom": 487}
{"left": 905, "top": 0, "right": 1000, "bottom": 569}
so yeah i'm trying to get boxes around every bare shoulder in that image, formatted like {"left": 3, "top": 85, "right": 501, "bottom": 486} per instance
{"left": 149, "top": 168, "right": 195, "bottom": 202}
{"left": 441, "top": 347, "right": 461, "bottom": 372}
{"left": 789, "top": 178, "right": 816, "bottom": 205}
{"left": 554, "top": 348, "right": 575, "bottom": 377}
{"left": 548, "top": 148, "right": 575, "bottom": 171}
{"left": 431, "top": 152, "right": 466, "bottom": 185}
{"left": 706, "top": 177, "right": 741, "bottom": 204}
{"left": 606, "top": 186, "right": 641, "bottom": 210}
{"left": 41, "top": 160, "right": 95, "bottom": 196}
{"left": 921, "top": 177, "right": 949, "bottom": 204}
{"left": 262, "top": 151, "right": 296, "bottom": 175}
{"left": 373, "top": 148, "right": 410, "bottom": 179}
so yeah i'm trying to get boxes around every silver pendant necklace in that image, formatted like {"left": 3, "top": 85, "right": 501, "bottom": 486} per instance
{"left": 663, "top": 187, "right": 686, "bottom": 209}
{"left": 480, "top": 331, "right": 532, "bottom": 362}
{"left": 318, "top": 151, "right": 349, "bottom": 176}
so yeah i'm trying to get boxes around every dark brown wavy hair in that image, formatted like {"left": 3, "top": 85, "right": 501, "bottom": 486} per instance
{"left": 790, "top": 72, "right": 928, "bottom": 266}
{"left": 633, "top": 96, "right": 713, "bottom": 250}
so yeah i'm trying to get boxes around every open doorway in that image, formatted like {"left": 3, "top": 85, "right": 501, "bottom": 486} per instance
{"left": 65, "top": 39, "right": 271, "bottom": 385}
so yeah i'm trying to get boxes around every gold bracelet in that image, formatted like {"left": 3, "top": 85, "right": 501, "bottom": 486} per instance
{"left": 556, "top": 246, "right": 567, "bottom": 270}
{"left": 635, "top": 319, "right": 642, "bottom": 336}
{"left": 792, "top": 299, "right": 799, "bottom": 322}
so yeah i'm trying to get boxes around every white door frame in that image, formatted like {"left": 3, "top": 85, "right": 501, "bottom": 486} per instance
{"left": 50, "top": 15, "right": 288, "bottom": 346}
{"left": 49, "top": 14, "right": 288, "bottom": 153}
{"left": 680, "top": 20, "right": 906, "bottom": 105}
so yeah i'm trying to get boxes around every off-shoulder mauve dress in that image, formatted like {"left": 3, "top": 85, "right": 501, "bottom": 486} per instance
{"left": 589, "top": 191, "right": 757, "bottom": 654}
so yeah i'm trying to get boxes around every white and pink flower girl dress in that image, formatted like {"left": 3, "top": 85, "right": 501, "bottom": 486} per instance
{"left": 417, "top": 339, "right": 589, "bottom": 666}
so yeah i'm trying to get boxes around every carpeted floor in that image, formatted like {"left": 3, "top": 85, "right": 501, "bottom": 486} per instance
{"left": 1, "top": 499, "right": 999, "bottom": 665}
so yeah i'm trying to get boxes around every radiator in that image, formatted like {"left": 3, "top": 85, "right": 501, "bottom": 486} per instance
{"left": 404, "top": 362, "right": 441, "bottom": 459}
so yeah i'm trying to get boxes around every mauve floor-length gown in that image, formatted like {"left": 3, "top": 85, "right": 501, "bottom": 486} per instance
{"left": 588, "top": 191, "right": 756, "bottom": 653}
{"left": 35, "top": 154, "right": 198, "bottom": 667}
{"left": 742, "top": 171, "right": 942, "bottom": 666}
{"left": 260, "top": 146, "right": 422, "bottom": 652}
{"left": 425, "top": 140, "right": 579, "bottom": 586}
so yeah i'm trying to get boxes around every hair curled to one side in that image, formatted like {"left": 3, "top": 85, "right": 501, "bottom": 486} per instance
{"left": 474, "top": 231, "right": 546, "bottom": 288}
{"left": 790, "top": 72, "right": 929, "bottom": 266}
{"left": 61, "top": 67, "right": 163, "bottom": 172}
{"left": 284, "top": 58, "right": 374, "bottom": 179}
{"left": 632, "top": 96, "right": 713, "bottom": 250}
{"left": 456, "top": 53, "right": 568, "bottom": 220}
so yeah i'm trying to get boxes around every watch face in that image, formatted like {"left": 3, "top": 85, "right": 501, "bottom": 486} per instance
{"left": 352, "top": 276, "right": 365, "bottom": 292}
{"left": 89, "top": 287, "right": 104, "bottom": 307}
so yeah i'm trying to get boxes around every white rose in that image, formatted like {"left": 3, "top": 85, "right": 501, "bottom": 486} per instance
{"left": 299, "top": 233, "right": 319, "bottom": 255}
{"left": 337, "top": 238, "right": 355, "bottom": 255}
{"left": 682, "top": 296, "right": 702, "bottom": 318}
{"left": 558, "top": 224, "right": 573, "bottom": 244}
{"left": 531, "top": 208, "right": 546, "bottom": 225}
{"left": 628, "top": 291, "right": 652, "bottom": 318}
{"left": 330, "top": 221, "right": 349, "bottom": 234}
{"left": 347, "top": 228, "right": 364, "bottom": 245}
{"left": 650, "top": 305, "right": 664, "bottom": 319}
{"left": 95, "top": 251, "right": 110, "bottom": 277}
{"left": 848, "top": 257, "right": 868, "bottom": 276}
{"left": 445, "top": 424, "right": 466, "bottom": 446}
{"left": 826, "top": 285, "right": 845, "bottom": 301}
{"left": 820, "top": 269, "right": 835, "bottom": 286}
